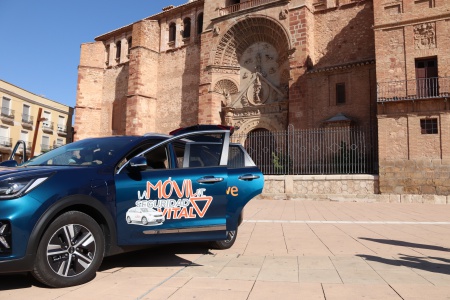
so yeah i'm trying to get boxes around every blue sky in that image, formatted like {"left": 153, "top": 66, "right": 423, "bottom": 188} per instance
{"left": 0, "top": 0, "right": 187, "bottom": 108}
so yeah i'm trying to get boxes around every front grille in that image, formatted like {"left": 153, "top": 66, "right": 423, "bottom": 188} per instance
{"left": 0, "top": 220, "right": 12, "bottom": 255}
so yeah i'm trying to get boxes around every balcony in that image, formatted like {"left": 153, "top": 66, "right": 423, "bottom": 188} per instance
{"left": 42, "top": 121, "right": 54, "bottom": 134}
{"left": 218, "top": 0, "right": 279, "bottom": 17}
{"left": 40, "top": 144, "right": 52, "bottom": 152}
{"left": 57, "top": 125, "right": 68, "bottom": 136}
{"left": 22, "top": 114, "right": 34, "bottom": 128}
{"left": 377, "top": 77, "right": 450, "bottom": 102}
{"left": 0, "top": 137, "right": 12, "bottom": 148}
{"left": 0, "top": 108, "right": 15, "bottom": 124}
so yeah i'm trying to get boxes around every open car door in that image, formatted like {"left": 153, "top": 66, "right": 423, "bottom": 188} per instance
{"left": 114, "top": 130, "right": 231, "bottom": 246}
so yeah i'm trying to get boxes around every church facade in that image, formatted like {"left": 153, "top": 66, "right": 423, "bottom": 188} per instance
{"left": 75, "top": 0, "right": 450, "bottom": 196}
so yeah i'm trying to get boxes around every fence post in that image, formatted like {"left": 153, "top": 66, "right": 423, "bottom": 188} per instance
{"left": 288, "top": 124, "right": 294, "bottom": 175}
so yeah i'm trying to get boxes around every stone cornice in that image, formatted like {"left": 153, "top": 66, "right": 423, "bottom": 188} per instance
{"left": 373, "top": 12, "right": 450, "bottom": 31}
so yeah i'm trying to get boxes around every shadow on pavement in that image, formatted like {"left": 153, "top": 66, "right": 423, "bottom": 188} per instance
{"left": 0, "top": 243, "right": 213, "bottom": 290}
{"left": 358, "top": 254, "right": 450, "bottom": 276}
{"left": 359, "top": 237, "right": 450, "bottom": 252}
{"left": 99, "top": 242, "right": 212, "bottom": 271}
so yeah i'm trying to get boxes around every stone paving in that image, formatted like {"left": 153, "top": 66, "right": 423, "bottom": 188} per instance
{"left": 1, "top": 200, "right": 450, "bottom": 299}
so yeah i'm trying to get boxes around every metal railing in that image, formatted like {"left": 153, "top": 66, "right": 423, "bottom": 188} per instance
{"left": 42, "top": 121, "right": 54, "bottom": 131}
{"left": 0, "top": 137, "right": 12, "bottom": 147}
{"left": 21, "top": 114, "right": 34, "bottom": 125}
{"left": 377, "top": 77, "right": 450, "bottom": 102}
{"left": 219, "top": 0, "right": 279, "bottom": 16}
{"left": 232, "top": 126, "right": 378, "bottom": 175}
{"left": 1, "top": 107, "right": 15, "bottom": 119}
{"left": 57, "top": 125, "right": 67, "bottom": 133}
{"left": 40, "top": 144, "right": 51, "bottom": 151}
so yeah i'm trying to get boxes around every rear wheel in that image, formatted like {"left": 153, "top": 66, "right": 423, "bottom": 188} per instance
{"left": 32, "top": 211, "right": 105, "bottom": 288}
{"left": 210, "top": 229, "right": 237, "bottom": 250}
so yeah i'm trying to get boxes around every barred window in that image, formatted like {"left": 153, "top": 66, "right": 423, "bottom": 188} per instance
{"left": 420, "top": 118, "right": 438, "bottom": 134}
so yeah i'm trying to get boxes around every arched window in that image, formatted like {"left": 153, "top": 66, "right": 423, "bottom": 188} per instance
{"left": 183, "top": 18, "right": 191, "bottom": 39}
{"left": 197, "top": 13, "right": 203, "bottom": 35}
{"left": 169, "top": 23, "right": 176, "bottom": 43}
{"left": 115, "top": 41, "right": 121, "bottom": 62}
{"left": 127, "top": 37, "right": 132, "bottom": 55}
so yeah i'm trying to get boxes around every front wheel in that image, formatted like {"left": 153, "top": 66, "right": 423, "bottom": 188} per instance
{"left": 32, "top": 211, "right": 105, "bottom": 288}
{"left": 210, "top": 229, "right": 237, "bottom": 250}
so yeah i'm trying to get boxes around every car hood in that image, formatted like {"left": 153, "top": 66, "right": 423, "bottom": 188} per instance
{"left": 0, "top": 165, "right": 98, "bottom": 179}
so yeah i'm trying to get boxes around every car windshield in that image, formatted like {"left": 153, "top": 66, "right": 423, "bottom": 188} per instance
{"left": 141, "top": 208, "right": 149, "bottom": 212}
{"left": 22, "top": 137, "right": 138, "bottom": 167}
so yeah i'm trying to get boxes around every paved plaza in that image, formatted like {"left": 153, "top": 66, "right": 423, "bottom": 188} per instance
{"left": 1, "top": 200, "right": 450, "bottom": 299}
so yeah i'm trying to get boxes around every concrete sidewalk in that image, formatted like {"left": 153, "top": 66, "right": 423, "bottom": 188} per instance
{"left": 1, "top": 200, "right": 450, "bottom": 299}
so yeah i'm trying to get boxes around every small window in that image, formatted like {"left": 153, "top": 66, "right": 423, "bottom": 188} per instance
{"left": 41, "top": 135, "right": 50, "bottom": 152}
{"left": 105, "top": 44, "right": 110, "bottom": 64}
{"left": 197, "top": 13, "right": 203, "bottom": 35}
{"left": 420, "top": 118, "right": 438, "bottom": 134}
{"left": 116, "top": 41, "right": 122, "bottom": 61}
{"left": 20, "top": 130, "right": 28, "bottom": 143}
{"left": 43, "top": 111, "right": 51, "bottom": 128}
{"left": 183, "top": 18, "right": 191, "bottom": 38}
{"left": 127, "top": 37, "right": 132, "bottom": 55}
{"left": 169, "top": 23, "right": 176, "bottom": 43}
{"left": 22, "top": 104, "right": 31, "bottom": 123}
{"left": 336, "top": 83, "right": 346, "bottom": 104}
{"left": 1, "top": 97, "right": 11, "bottom": 117}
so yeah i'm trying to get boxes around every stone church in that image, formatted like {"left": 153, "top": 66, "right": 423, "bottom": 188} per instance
{"left": 76, "top": 0, "right": 450, "bottom": 196}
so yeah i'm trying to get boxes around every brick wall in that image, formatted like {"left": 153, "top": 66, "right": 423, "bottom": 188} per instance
{"left": 75, "top": 42, "right": 105, "bottom": 140}
{"left": 375, "top": 0, "right": 450, "bottom": 195}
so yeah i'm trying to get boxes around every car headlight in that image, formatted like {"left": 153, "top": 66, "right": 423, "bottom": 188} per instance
{"left": 0, "top": 176, "right": 49, "bottom": 199}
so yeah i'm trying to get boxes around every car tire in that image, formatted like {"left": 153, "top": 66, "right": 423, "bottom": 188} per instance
{"left": 141, "top": 217, "right": 148, "bottom": 225}
{"left": 31, "top": 211, "right": 105, "bottom": 288}
{"left": 126, "top": 216, "right": 132, "bottom": 223}
{"left": 210, "top": 229, "right": 237, "bottom": 250}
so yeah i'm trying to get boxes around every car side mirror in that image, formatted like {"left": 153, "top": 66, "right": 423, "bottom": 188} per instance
{"left": 0, "top": 160, "right": 18, "bottom": 168}
{"left": 128, "top": 156, "right": 148, "bottom": 171}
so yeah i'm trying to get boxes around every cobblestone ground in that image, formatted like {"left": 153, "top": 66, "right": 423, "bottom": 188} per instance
{"left": 1, "top": 200, "right": 450, "bottom": 299}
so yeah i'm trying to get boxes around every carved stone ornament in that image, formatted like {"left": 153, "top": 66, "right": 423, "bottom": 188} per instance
{"left": 279, "top": 9, "right": 288, "bottom": 20}
{"left": 213, "top": 26, "right": 221, "bottom": 36}
{"left": 414, "top": 22, "right": 436, "bottom": 50}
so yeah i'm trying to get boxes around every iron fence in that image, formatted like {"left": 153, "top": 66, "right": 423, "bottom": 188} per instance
{"left": 232, "top": 126, "right": 378, "bottom": 175}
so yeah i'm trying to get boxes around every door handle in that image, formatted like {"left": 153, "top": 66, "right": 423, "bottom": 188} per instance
{"left": 197, "top": 176, "right": 224, "bottom": 183}
{"left": 238, "top": 174, "right": 260, "bottom": 181}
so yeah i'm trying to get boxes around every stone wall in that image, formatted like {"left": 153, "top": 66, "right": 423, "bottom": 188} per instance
{"left": 260, "top": 174, "right": 449, "bottom": 203}
{"left": 262, "top": 174, "right": 379, "bottom": 199}
{"left": 378, "top": 103, "right": 450, "bottom": 195}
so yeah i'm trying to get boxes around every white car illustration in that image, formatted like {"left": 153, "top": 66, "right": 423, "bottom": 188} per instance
{"left": 126, "top": 207, "right": 164, "bottom": 225}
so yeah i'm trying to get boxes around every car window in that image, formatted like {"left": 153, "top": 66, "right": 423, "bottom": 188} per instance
{"left": 23, "top": 137, "right": 135, "bottom": 167}
{"left": 143, "top": 145, "right": 169, "bottom": 170}
{"left": 228, "top": 145, "right": 245, "bottom": 168}
{"left": 183, "top": 142, "right": 222, "bottom": 168}
{"left": 173, "top": 143, "right": 185, "bottom": 168}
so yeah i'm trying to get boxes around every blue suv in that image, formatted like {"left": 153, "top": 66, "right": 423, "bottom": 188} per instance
{"left": 0, "top": 127, "right": 263, "bottom": 287}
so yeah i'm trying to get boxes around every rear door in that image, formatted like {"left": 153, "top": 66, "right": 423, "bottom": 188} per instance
{"left": 225, "top": 144, "right": 264, "bottom": 231}
{"left": 115, "top": 131, "right": 230, "bottom": 246}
